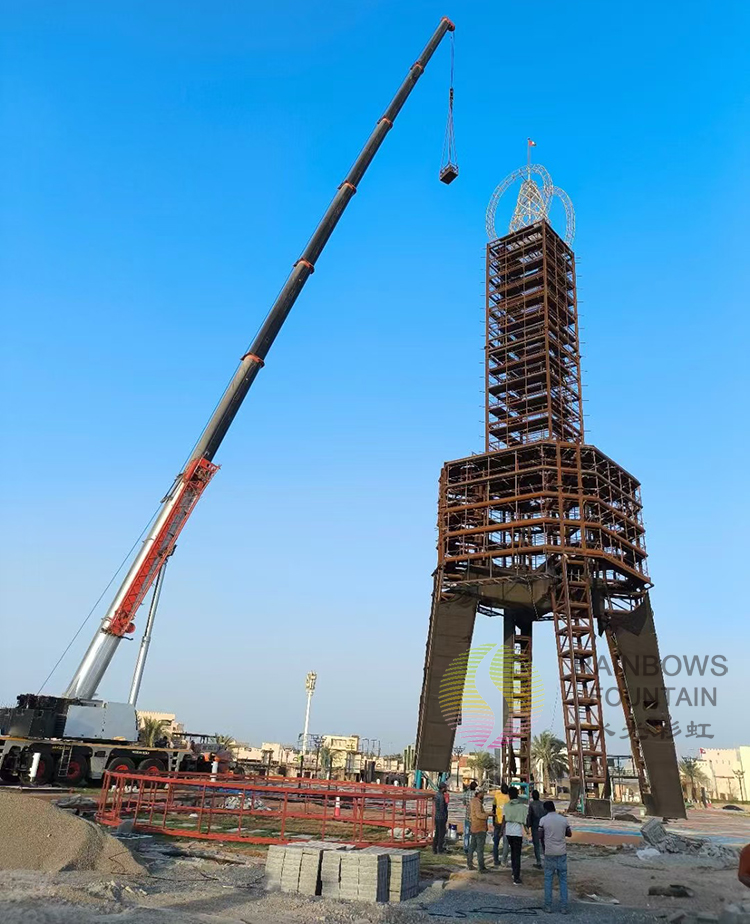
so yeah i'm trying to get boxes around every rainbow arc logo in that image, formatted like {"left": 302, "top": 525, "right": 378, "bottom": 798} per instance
{"left": 438, "top": 644, "right": 545, "bottom": 749}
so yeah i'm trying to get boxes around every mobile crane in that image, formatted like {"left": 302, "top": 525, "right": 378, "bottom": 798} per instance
{"left": 0, "top": 17, "right": 456, "bottom": 786}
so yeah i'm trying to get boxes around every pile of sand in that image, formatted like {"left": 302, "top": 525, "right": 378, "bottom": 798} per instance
{"left": 0, "top": 792, "right": 143, "bottom": 875}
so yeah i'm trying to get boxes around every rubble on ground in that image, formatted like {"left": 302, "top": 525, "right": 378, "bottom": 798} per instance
{"left": 640, "top": 817, "right": 740, "bottom": 866}
{"left": 55, "top": 794, "right": 99, "bottom": 815}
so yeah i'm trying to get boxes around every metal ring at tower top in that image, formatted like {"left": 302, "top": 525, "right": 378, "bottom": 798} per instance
{"left": 486, "top": 164, "right": 575, "bottom": 245}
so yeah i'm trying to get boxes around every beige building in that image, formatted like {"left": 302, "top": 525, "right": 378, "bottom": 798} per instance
{"left": 260, "top": 742, "right": 299, "bottom": 765}
{"left": 136, "top": 711, "right": 184, "bottom": 739}
{"left": 233, "top": 743, "right": 264, "bottom": 762}
{"left": 232, "top": 735, "right": 402, "bottom": 781}
{"left": 697, "top": 747, "right": 750, "bottom": 801}
{"left": 322, "top": 734, "right": 359, "bottom": 753}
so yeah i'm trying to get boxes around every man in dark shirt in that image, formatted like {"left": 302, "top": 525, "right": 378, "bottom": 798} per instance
{"left": 526, "top": 789, "right": 547, "bottom": 869}
{"left": 433, "top": 781, "right": 449, "bottom": 854}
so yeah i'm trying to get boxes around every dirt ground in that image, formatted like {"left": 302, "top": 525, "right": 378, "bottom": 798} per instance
{"left": 0, "top": 794, "right": 746, "bottom": 923}
{"left": 0, "top": 835, "right": 745, "bottom": 924}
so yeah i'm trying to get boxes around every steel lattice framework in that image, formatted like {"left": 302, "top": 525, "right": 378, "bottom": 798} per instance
{"left": 486, "top": 164, "right": 576, "bottom": 244}
{"left": 415, "top": 183, "right": 684, "bottom": 818}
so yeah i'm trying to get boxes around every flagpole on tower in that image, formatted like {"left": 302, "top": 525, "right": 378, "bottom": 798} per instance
{"left": 527, "top": 138, "right": 536, "bottom": 176}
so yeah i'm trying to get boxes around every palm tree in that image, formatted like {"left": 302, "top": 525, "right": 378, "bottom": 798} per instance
{"left": 318, "top": 747, "right": 332, "bottom": 779}
{"left": 139, "top": 717, "right": 169, "bottom": 747}
{"left": 679, "top": 757, "right": 709, "bottom": 801}
{"left": 467, "top": 750, "right": 496, "bottom": 783}
{"left": 214, "top": 734, "right": 236, "bottom": 754}
{"left": 531, "top": 730, "right": 567, "bottom": 794}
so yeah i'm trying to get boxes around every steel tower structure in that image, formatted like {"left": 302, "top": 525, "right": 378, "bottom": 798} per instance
{"left": 415, "top": 164, "right": 684, "bottom": 817}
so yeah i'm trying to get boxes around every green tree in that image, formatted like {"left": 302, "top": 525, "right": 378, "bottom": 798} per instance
{"left": 139, "top": 717, "right": 168, "bottom": 747}
{"left": 467, "top": 751, "right": 496, "bottom": 782}
{"left": 531, "top": 731, "right": 567, "bottom": 794}
{"left": 214, "top": 734, "right": 237, "bottom": 754}
{"left": 318, "top": 747, "right": 332, "bottom": 778}
{"left": 679, "top": 757, "right": 709, "bottom": 801}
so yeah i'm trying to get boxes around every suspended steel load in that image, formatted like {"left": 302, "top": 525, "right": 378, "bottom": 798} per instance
{"left": 439, "top": 30, "right": 458, "bottom": 184}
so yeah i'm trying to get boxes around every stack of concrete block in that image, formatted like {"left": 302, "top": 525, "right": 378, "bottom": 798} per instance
{"left": 339, "top": 851, "right": 389, "bottom": 902}
{"left": 298, "top": 848, "right": 323, "bottom": 895}
{"left": 362, "top": 847, "right": 420, "bottom": 901}
{"left": 265, "top": 844, "right": 324, "bottom": 895}
{"left": 267, "top": 844, "right": 418, "bottom": 903}
{"left": 264, "top": 845, "right": 287, "bottom": 891}
{"left": 320, "top": 850, "right": 343, "bottom": 900}
{"left": 338, "top": 853, "right": 361, "bottom": 902}
{"left": 281, "top": 849, "right": 304, "bottom": 893}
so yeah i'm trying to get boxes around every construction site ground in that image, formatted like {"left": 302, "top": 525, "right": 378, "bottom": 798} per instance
{"left": 0, "top": 789, "right": 747, "bottom": 923}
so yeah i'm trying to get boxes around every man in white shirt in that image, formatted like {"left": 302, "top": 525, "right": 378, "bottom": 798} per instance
{"left": 538, "top": 800, "right": 572, "bottom": 914}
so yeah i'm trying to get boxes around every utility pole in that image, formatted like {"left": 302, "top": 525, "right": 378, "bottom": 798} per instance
{"left": 310, "top": 734, "right": 324, "bottom": 777}
{"left": 734, "top": 768, "right": 746, "bottom": 802}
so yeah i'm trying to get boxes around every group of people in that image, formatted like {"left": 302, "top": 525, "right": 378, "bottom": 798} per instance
{"left": 433, "top": 779, "right": 571, "bottom": 914}
{"left": 435, "top": 781, "right": 750, "bottom": 914}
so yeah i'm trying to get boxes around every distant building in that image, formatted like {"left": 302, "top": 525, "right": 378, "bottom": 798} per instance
{"left": 260, "top": 742, "right": 298, "bottom": 765}
{"left": 231, "top": 735, "right": 404, "bottom": 783}
{"left": 322, "top": 734, "right": 359, "bottom": 753}
{"left": 136, "top": 711, "right": 184, "bottom": 739}
{"left": 607, "top": 755, "right": 640, "bottom": 803}
{"left": 697, "top": 747, "right": 750, "bottom": 801}
{"left": 233, "top": 743, "right": 264, "bottom": 762}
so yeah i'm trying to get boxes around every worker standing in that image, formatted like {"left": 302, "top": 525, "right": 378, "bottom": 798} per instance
{"left": 467, "top": 787, "right": 492, "bottom": 872}
{"left": 492, "top": 781, "right": 510, "bottom": 867}
{"left": 462, "top": 780, "right": 477, "bottom": 854}
{"left": 501, "top": 785, "right": 529, "bottom": 885}
{"left": 432, "top": 781, "right": 449, "bottom": 854}
{"left": 526, "top": 789, "right": 547, "bottom": 869}
{"left": 539, "top": 800, "right": 573, "bottom": 913}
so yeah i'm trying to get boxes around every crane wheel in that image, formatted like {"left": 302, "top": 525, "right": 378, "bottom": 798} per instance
{"left": 61, "top": 754, "right": 89, "bottom": 786}
{"left": 106, "top": 756, "right": 136, "bottom": 774}
{"left": 22, "top": 750, "right": 53, "bottom": 785}
{"left": 138, "top": 758, "right": 166, "bottom": 776}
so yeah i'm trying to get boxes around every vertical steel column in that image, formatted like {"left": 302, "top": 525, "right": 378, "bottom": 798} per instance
{"left": 128, "top": 559, "right": 169, "bottom": 706}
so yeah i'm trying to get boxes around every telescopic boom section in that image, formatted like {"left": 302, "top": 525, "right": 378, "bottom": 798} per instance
{"left": 63, "top": 17, "right": 455, "bottom": 701}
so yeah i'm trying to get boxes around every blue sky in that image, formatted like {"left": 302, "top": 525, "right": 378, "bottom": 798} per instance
{"left": 1, "top": 1, "right": 748, "bottom": 757}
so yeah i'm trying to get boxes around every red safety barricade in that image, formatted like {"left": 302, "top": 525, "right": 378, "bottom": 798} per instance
{"left": 97, "top": 772, "right": 434, "bottom": 847}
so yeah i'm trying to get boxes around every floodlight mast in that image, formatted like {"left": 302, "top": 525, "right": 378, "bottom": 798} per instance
{"left": 63, "top": 16, "right": 456, "bottom": 701}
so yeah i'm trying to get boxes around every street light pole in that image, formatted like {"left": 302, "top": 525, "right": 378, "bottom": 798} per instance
{"left": 301, "top": 671, "right": 317, "bottom": 771}
{"left": 453, "top": 746, "right": 465, "bottom": 789}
